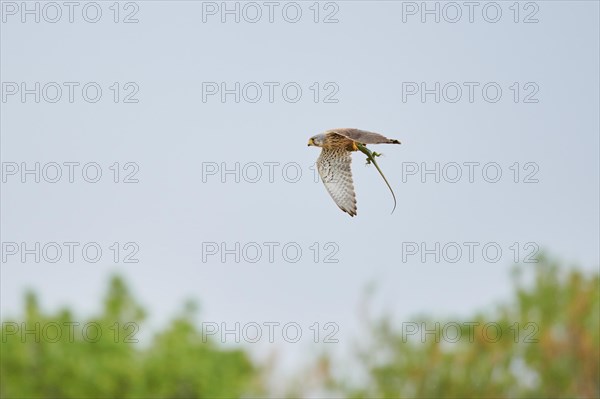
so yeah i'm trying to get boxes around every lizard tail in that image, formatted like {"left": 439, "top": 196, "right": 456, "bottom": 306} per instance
{"left": 356, "top": 143, "right": 397, "bottom": 214}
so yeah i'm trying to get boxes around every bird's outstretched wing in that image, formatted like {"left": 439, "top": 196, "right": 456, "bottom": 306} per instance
{"left": 333, "top": 128, "right": 401, "bottom": 145}
{"left": 317, "top": 148, "right": 357, "bottom": 216}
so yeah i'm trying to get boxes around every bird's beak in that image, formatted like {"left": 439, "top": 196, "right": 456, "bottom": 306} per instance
{"left": 307, "top": 139, "right": 313, "bottom": 146}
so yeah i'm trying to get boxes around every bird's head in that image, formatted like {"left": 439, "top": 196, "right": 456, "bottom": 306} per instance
{"left": 307, "top": 134, "right": 325, "bottom": 147}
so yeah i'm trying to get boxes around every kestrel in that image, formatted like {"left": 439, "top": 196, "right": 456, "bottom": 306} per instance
{"left": 307, "top": 128, "right": 401, "bottom": 217}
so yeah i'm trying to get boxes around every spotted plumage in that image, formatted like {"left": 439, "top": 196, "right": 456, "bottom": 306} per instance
{"left": 308, "top": 128, "right": 401, "bottom": 217}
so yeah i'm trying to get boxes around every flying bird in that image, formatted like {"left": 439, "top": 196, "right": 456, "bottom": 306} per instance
{"left": 307, "top": 128, "right": 401, "bottom": 217}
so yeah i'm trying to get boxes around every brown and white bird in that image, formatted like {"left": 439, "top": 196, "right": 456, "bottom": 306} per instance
{"left": 307, "top": 128, "right": 401, "bottom": 217}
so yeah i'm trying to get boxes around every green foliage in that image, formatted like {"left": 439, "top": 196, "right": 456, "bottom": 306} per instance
{"left": 2, "top": 257, "right": 598, "bottom": 398}
{"left": 1, "top": 276, "right": 258, "bottom": 399}
{"left": 338, "top": 256, "right": 600, "bottom": 398}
